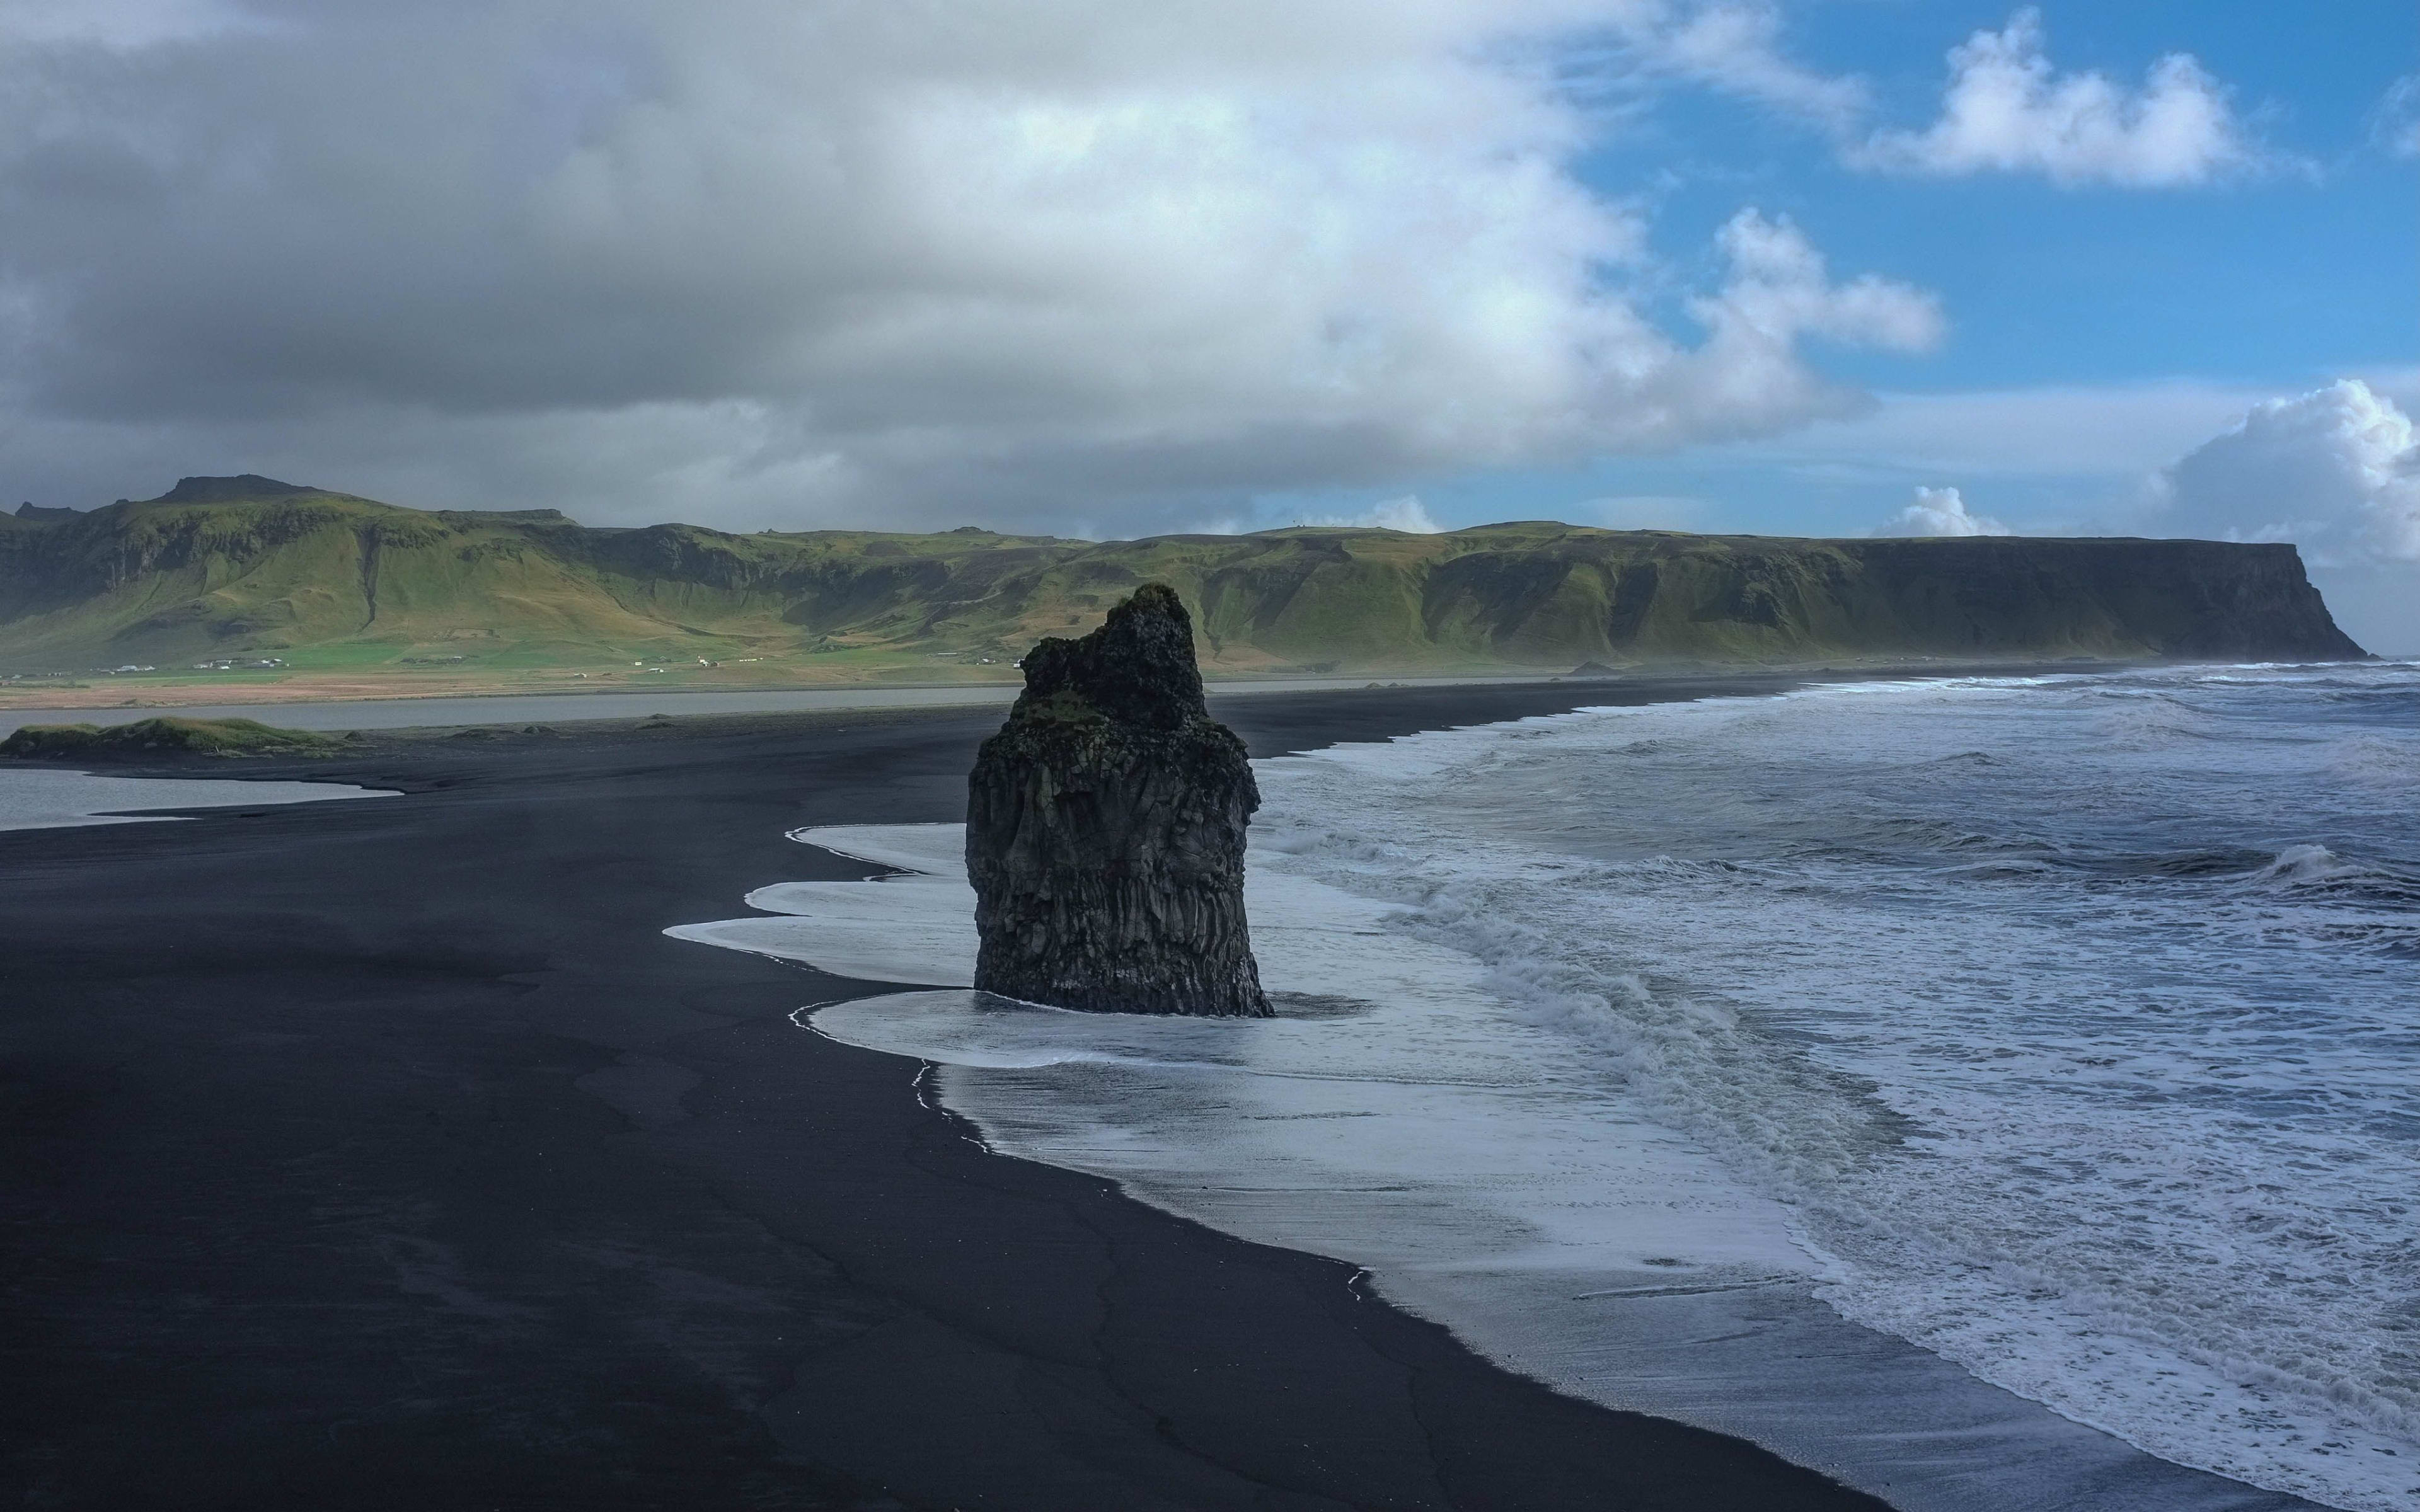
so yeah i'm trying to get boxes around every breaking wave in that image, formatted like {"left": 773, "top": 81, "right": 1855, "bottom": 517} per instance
{"left": 674, "top": 660, "right": 2420, "bottom": 1511}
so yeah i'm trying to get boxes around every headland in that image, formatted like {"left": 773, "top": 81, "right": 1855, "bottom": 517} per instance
{"left": 0, "top": 477, "right": 2366, "bottom": 713}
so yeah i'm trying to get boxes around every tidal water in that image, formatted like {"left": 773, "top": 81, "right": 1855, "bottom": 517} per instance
{"left": 0, "top": 767, "right": 395, "bottom": 831}
{"left": 673, "top": 663, "right": 2419, "bottom": 1512}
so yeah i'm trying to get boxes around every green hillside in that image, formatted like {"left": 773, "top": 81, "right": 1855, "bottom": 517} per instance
{"left": 0, "top": 476, "right": 2368, "bottom": 680}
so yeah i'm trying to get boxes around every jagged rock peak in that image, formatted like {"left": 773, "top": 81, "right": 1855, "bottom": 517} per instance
{"left": 966, "top": 582, "right": 1272, "bottom": 1017}
{"left": 1013, "top": 581, "right": 1207, "bottom": 731}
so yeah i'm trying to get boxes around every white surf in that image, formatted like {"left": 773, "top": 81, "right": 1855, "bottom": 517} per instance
{"left": 671, "top": 662, "right": 2420, "bottom": 1512}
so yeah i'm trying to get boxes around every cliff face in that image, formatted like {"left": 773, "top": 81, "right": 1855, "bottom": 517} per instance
{"left": 1412, "top": 534, "right": 2371, "bottom": 665}
{"left": 0, "top": 477, "right": 2370, "bottom": 670}
{"left": 965, "top": 584, "right": 1270, "bottom": 1017}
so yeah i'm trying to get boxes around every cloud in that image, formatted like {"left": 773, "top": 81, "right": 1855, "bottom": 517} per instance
{"left": 1309, "top": 495, "right": 1445, "bottom": 533}
{"left": 2357, "top": 365, "right": 2420, "bottom": 417}
{"left": 0, "top": 0, "right": 260, "bottom": 47}
{"left": 1646, "top": 4, "right": 1867, "bottom": 131}
{"left": 0, "top": 1, "right": 1943, "bottom": 534}
{"left": 1188, "top": 493, "right": 1445, "bottom": 536}
{"left": 1855, "top": 9, "right": 2256, "bottom": 187}
{"left": 1873, "top": 484, "right": 2010, "bottom": 537}
{"left": 2155, "top": 381, "right": 2420, "bottom": 567}
{"left": 1526, "top": 3, "right": 1866, "bottom": 134}
{"left": 1645, "top": 209, "right": 1944, "bottom": 443}
{"left": 2375, "top": 75, "right": 2420, "bottom": 159}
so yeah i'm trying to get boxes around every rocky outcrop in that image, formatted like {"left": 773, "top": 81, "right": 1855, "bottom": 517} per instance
{"left": 0, "top": 716, "right": 349, "bottom": 760}
{"left": 965, "top": 583, "right": 1271, "bottom": 1017}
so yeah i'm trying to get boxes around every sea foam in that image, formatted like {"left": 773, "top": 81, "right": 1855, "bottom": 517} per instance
{"left": 672, "top": 662, "right": 2420, "bottom": 1512}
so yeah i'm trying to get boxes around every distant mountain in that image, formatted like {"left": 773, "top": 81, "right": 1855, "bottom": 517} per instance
{"left": 0, "top": 476, "right": 2370, "bottom": 672}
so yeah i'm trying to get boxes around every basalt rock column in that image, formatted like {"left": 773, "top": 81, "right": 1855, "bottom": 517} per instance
{"left": 966, "top": 583, "right": 1272, "bottom": 1017}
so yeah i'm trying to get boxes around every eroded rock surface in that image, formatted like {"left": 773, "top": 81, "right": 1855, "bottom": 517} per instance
{"left": 966, "top": 583, "right": 1271, "bottom": 1016}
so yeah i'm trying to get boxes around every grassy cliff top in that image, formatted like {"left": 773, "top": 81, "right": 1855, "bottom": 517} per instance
{"left": 0, "top": 477, "right": 2368, "bottom": 687}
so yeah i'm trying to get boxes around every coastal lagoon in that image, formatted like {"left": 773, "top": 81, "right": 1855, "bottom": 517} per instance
{"left": 676, "top": 663, "right": 2419, "bottom": 1512}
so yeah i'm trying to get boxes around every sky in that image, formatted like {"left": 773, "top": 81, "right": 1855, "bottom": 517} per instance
{"left": 3, "top": 0, "right": 2416, "bottom": 646}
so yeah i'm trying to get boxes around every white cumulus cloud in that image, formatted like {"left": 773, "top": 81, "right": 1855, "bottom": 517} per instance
{"left": 2157, "top": 381, "right": 2420, "bottom": 568}
{"left": 1644, "top": 209, "right": 1945, "bottom": 445}
{"left": 1874, "top": 485, "right": 2010, "bottom": 537}
{"left": 1856, "top": 9, "right": 2256, "bottom": 187}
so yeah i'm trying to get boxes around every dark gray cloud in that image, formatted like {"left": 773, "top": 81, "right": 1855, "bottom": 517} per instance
{"left": 1, "top": 0, "right": 1941, "bottom": 532}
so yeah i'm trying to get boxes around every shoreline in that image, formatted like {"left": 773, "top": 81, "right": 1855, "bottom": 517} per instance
{"left": 3, "top": 679, "right": 1903, "bottom": 1511}
{"left": 740, "top": 719, "right": 2333, "bottom": 1511}
{"left": 0, "top": 670, "right": 1576, "bottom": 740}
{"left": 0, "top": 656, "right": 2167, "bottom": 744}
{"left": 0, "top": 648, "right": 2195, "bottom": 719}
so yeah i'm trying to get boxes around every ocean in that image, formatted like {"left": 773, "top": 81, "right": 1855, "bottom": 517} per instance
{"left": 673, "top": 662, "right": 2419, "bottom": 1512}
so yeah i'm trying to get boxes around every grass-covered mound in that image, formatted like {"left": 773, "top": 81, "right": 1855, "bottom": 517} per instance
{"left": 0, "top": 716, "right": 352, "bottom": 760}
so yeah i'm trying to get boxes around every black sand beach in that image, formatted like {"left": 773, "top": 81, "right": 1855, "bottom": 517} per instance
{"left": 2, "top": 677, "right": 1890, "bottom": 1511}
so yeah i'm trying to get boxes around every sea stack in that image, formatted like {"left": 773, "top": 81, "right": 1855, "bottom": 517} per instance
{"left": 966, "top": 583, "right": 1272, "bottom": 1017}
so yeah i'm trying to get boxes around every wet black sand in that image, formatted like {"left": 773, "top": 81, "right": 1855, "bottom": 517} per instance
{"left": 1, "top": 676, "right": 1896, "bottom": 1510}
